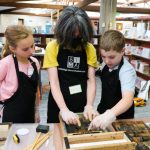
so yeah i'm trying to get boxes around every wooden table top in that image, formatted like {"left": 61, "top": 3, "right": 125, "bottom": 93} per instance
{"left": 3, "top": 123, "right": 54, "bottom": 150}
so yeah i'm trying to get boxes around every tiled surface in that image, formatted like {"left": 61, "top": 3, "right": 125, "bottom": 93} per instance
{"left": 39, "top": 70, "right": 150, "bottom": 123}
{"left": 135, "top": 100, "right": 150, "bottom": 118}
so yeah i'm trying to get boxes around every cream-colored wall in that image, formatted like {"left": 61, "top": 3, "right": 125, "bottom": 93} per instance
{"left": 0, "top": 14, "right": 51, "bottom": 33}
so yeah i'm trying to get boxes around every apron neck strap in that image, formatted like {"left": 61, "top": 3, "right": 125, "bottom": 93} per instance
{"left": 13, "top": 55, "right": 21, "bottom": 85}
{"left": 28, "top": 57, "right": 38, "bottom": 75}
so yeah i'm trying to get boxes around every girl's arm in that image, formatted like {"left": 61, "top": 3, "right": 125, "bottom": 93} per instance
{"left": 34, "top": 86, "right": 41, "bottom": 123}
{"left": 84, "top": 65, "right": 97, "bottom": 121}
{"left": 86, "top": 65, "right": 96, "bottom": 106}
{"left": 0, "top": 59, "right": 7, "bottom": 81}
{"left": 48, "top": 67, "right": 68, "bottom": 110}
{"left": 48, "top": 67, "right": 79, "bottom": 125}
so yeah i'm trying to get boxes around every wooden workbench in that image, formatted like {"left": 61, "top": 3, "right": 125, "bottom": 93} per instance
{"left": 60, "top": 115, "right": 150, "bottom": 150}
{"left": 3, "top": 124, "right": 54, "bottom": 150}
{"left": 1, "top": 118, "right": 150, "bottom": 150}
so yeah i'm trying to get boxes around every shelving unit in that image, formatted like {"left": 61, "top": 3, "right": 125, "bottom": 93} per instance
{"left": 125, "top": 38, "right": 150, "bottom": 91}
{"left": 0, "top": 33, "right": 101, "bottom": 65}
{"left": 33, "top": 34, "right": 101, "bottom": 53}
{"left": 125, "top": 38, "right": 150, "bottom": 47}
{"left": 136, "top": 70, "right": 150, "bottom": 81}
{"left": 125, "top": 54, "right": 150, "bottom": 80}
{"left": 33, "top": 34, "right": 55, "bottom": 48}
{"left": 131, "top": 54, "right": 150, "bottom": 63}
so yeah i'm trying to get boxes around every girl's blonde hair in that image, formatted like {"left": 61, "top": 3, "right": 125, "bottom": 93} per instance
{"left": 2, "top": 25, "right": 32, "bottom": 58}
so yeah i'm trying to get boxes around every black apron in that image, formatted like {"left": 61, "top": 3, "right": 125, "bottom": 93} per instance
{"left": 97, "top": 59, "right": 134, "bottom": 119}
{"left": 47, "top": 46, "right": 88, "bottom": 123}
{"left": 2, "top": 55, "right": 38, "bottom": 123}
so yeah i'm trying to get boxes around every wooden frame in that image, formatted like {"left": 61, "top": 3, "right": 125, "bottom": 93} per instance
{"left": 0, "top": 123, "right": 12, "bottom": 147}
{"left": 64, "top": 131, "right": 136, "bottom": 150}
{"left": 59, "top": 113, "right": 136, "bottom": 150}
{"left": 60, "top": 113, "right": 109, "bottom": 137}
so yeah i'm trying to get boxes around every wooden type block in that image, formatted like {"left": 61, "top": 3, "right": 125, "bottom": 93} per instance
{"left": 112, "top": 120, "right": 150, "bottom": 150}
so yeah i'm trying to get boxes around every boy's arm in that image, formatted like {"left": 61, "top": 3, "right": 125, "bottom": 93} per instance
{"left": 88, "top": 62, "right": 136, "bottom": 130}
{"left": 112, "top": 62, "right": 136, "bottom": 116}
{"left": 111, "top": 91, "right": 134, "bottom": 117}
{"left": 88, "top": 91, "right": 134, "bottom": 130}
{"left": 108, "top": 63, "right": 136, "bottom": 122}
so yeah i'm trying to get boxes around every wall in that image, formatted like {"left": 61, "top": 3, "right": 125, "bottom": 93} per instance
{"left": 0, "top": 14, "right": 51, "bottom": 33}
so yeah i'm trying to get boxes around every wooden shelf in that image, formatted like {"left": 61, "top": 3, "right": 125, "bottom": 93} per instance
{"left": 0, "top": 33, "right": 100, "bottom": 49}
{"left": 125, "top": 38, "right": 150, "bottom": 48}
{"left": 136, "top": 70, "right": 150, "bottom": 81}
{"left": 132, "top": 54, "right": 150, "bottom": 64}
{"left": 35, "top": 44, "right": 46, "bottom": 47}
{"left": 33, "top": 34, "right": 55, "bottom": 48}
{"left": 125, "top": 38, "right": 150, "bottom": 82}
{"left": 125, "top": 38, "right": 150, "bottom": 43}
{"left": 117, "top": 16, "right": 150, "bottom": 21}
{"left": 33, "top": 34, "right": 100, "bottom": 49}
{"left": 33, "top": 34, "right": 54, "bottom": 38}
{"left": 125, "top": 54, "right": 150, "bottom": 64}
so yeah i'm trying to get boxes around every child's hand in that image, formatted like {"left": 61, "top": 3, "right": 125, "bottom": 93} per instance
{"left": 88, "top": 109, "right": 116, "bottom": 130}
{"left": 83, "top": 105, "right": 99, "bottom": 121}
{"left": 60, "top": 109, "right": 79, "bottom": 125}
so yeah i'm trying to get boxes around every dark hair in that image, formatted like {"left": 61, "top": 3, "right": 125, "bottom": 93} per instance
{"left": 100, "top": 30, "right": 125, "bottom": 52}
{"left": 55, "top": 6, "right": 93, "bottom": 49}
{"left": 2, "top": 25, "right": 32, "bottom": 58}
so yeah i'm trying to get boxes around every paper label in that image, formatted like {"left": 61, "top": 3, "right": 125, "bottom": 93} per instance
{"left": 69, "top": 84, "right": 82, "bottom": 95}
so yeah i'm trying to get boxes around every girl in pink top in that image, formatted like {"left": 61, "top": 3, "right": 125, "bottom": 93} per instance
{"left": 0, "top": 25, "right": 40, "bottom": 123}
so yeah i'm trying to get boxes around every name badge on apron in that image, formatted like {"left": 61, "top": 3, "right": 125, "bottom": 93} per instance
{"left": 69, "top": 84, "right": 82, "bottom": 95}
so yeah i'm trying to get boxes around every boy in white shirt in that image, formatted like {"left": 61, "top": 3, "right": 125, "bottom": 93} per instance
{"left": 89, "top": 30, "right": 137, "bottom": 130}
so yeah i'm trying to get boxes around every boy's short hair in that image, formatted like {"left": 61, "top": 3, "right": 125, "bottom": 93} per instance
{"left": 100, "top": 30, "right": 125, "bottom": 52}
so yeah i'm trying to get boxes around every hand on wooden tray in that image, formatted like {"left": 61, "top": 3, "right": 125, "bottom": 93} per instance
{"left": 64, "top": 113, "right": 109, "bottom": 134}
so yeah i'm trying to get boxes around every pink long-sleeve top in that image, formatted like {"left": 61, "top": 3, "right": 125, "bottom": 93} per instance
{"left": 0, "top": 55, "right": 40, "bottom": 101}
